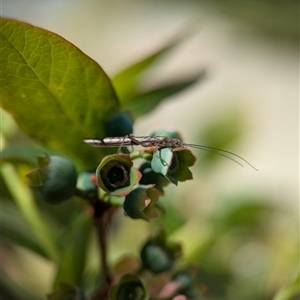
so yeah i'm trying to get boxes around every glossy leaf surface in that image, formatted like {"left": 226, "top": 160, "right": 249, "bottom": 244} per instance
{"left": 0, "top": 18, "right": 119, "bottom": 165}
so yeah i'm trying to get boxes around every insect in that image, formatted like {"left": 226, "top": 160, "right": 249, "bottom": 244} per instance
{"left": 84, "top": 135, "right": 257, "bottom": 170}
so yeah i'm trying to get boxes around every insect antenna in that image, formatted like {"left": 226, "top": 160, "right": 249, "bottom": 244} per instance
{"left": 183, "top": 143, "right": 258, "bottom": 171}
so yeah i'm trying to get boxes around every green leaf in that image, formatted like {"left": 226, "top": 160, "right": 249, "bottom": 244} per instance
{"left": 273, "top": 271, "right": 300, "bottom": 300}
{"left": 112, "top": 36, "right": 182, "bottom": 102}
{"left": 216, "top": 0, "right": 298, "bottom": 44}
{"left": 123, "top": 74, "right": 204, "bottom": 119}
{"left": 0, "top": 18, "right": 120, "bottom": 166}
{"left": 1, "top": 271, "right": 43, "bottom": 300}
{"left": 0, "top": 143, "right": 47, "bottom": 165}
{"left": 1, "top": 201, "right": 49, "bottom": 258}
{"left": 53, "top": 211, "right": 92, "bottom": 289}
{"left": 153, "top": 201, "right": 186, "bottom": 235}
{"left": 0, "top": 163, "right": 60, "bottom": 262}
{"left": 195, "top": 108, "right": 246, "bottom": 170}
{"left": 213, "top": 196, "right": 275, "bottom": 234}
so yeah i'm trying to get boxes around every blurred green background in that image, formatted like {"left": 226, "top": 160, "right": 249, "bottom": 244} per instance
{"left": 1, "top": 0, "right": 298, "bottom": 299}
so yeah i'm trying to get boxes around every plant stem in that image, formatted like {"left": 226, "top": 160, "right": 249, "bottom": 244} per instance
{"left": 95, "top": 212, "right": 112, "bottom": 284}
{"left": 74, "top": 188, "right": 98, "bottom": 203}
{"left": 129, "top": 150, "right": 153, "bottom": 161}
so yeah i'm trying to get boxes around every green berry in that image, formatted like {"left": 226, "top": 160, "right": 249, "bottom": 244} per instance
{"left": 140, "top": 242, "right": 173, "bottom": 273}
{"left": 27, "top": 155, "right": 77, "bottom": 205}
{"left": 105, "top": 111, "right": 133, "bottom": 137}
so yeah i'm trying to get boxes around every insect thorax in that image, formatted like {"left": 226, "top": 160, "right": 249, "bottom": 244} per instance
{"left": 154, "top": 136, "right": 183, "bottom": 148}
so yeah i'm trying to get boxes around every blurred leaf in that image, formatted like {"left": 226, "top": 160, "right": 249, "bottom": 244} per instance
{"left": 153, "top": 201, "right": 186, "bottom": 236}
{"left": 214, "top": 0, "right": 298, "bottom": 44}
{"left": 0, "top": 108, "right": 18, "bottom": 139}
{"left": 47, "top": 283, "right": 85, "bottom": 300}
{"left": 0, "top": 201, "right": 49, "bottom": 258}
{"left": 273, "top": 272, "right": 300, "bottom": 300}
{"left": 0, "top": 163, "right": 60, "bottom": 262}
{"left": 0, "top": 271, "right": 43, "bottom": 300}
{"left": 53, "top": 211, "right": 92, "bottom": 289}
{"left": 113, "top": 255, "right": 140, "bottom": 275}
{"left": 195, "top": 266, "right": 232, "bottom": 298}
{"left": 196, "top": 109, "right": 245, "bottom": 170}
{"left": 189, "top": 196, "right": 276, "bottom": 296}
{"left": 0, "top": 18, "right": 119, "bottom": 166}
{"left": 112, "top": 36, "right": 183, "bottom": 101}
{"left": 0, "top": 143, "right": 47, "bottom": 166}
{"left": 212, "top": 196, "right": 275, "bottom": 234}
{"left": 124, "top": 74, "right": 203, "bottom": 119}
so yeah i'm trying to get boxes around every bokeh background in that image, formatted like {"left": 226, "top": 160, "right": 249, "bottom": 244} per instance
{"left": 1, "top": 1, "right": 298, "bottom": 299}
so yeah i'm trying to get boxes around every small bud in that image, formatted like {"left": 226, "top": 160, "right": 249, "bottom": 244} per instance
{"left": 151, "top": 148, "right": 196, "bottom": 185}
{"left": 139, "top": 162, "right": 169, "bottom": 193}
{"left": 123, "top": 187, "right": 160, "bottom": 221}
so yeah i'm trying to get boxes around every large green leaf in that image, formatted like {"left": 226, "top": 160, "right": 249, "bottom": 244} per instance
{"left": 0, "top": 18, "right": 119, "bottom": 166}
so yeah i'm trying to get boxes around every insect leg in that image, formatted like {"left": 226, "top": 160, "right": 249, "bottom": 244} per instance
{"left": 117, "top": 134, "right": 141, "bottom": 153}
{"left": 117, "top": 136, "right": 128, "bottom": 154}
{"left": 127, "top": 134, "right": 143, "bottom": 145}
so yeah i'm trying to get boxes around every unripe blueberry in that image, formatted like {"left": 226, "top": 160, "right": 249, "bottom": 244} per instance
{"left": 27, "top": 155, "right": 77, "bottom": 205}
{"left": 140, "top": 242, "right": 174, "bottom": 273}
{"left": 105, "top": 111, "right": 133, "bottom": 137}
{"left": 140, "top": 230, "right": 181, "bottom": 274}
